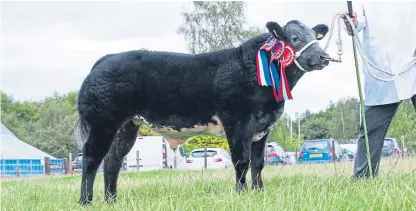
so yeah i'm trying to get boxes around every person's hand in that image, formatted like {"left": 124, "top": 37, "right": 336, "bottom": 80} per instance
{"left": 342, "top": 12, "right": 358, "bottom": 36}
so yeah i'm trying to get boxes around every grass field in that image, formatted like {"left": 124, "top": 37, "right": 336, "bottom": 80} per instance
{"left": 2, "top": 158, "right": 416, "bottom": 211}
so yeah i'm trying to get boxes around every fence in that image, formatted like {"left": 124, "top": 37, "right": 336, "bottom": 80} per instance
{"left": 0, "top": 157, "right": 67, "bottom": 177}
{"left": 0, "top": 159, "right": 44, "bottom": 177}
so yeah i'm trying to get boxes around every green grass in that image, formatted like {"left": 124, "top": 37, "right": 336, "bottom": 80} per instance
{"left": 2, "top": 158, "right": 416, "bottom": 211}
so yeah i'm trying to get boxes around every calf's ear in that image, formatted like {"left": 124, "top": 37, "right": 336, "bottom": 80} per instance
{"left": 266, "top": 22, "right": 286, "bottom": 40}
{"left": 312, "top": 24, "right": 329, "bottom": 40}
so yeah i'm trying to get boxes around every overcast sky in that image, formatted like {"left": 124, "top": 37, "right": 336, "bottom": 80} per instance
{"left": 1, "top": 1, "right": 365, "bottom": 118}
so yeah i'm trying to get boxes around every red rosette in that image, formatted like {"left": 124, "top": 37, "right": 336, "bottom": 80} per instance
{"left": 280, "top": 41, "right": 296, "bottom": 66}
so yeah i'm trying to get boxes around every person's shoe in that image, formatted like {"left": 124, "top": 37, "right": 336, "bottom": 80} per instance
{"left": 350, "top": 174, "right": 371, "bottom": 182}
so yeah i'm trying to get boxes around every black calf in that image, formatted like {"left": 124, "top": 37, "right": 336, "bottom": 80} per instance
{"left": 75, "top": 20, "right": 329, "bottom": 204}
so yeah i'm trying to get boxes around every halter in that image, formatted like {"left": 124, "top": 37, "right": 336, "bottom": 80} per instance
{"left": 294, "top": 40, "right": 319, "bottom": 72}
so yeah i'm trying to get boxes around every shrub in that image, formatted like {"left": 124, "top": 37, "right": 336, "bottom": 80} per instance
{"left": 182, "top": 135, "right": 229, "bottom": 153}
{"left": 138, "top": 124, "right": 160, "bottom": 136}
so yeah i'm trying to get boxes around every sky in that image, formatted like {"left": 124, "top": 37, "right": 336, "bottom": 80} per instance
{"left": 0, "top": 1, "right": 366, "bottom": 119}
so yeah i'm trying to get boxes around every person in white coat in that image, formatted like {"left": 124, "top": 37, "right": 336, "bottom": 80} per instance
{"left": 343, "top": 1, "right": 416, "bottom": 179}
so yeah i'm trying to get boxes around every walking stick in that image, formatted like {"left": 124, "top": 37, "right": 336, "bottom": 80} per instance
{"left": 347, "top": 1, "right": 373, "bottom": 177}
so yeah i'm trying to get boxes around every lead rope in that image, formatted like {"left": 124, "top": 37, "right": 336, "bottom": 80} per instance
{"left": 295, "top": 13, "right": 345, "bottom": 72}
{"left": 323, "top": 13, "right": 344, "bottom": 59}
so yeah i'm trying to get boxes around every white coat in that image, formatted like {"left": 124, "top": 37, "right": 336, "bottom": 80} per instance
{"left": 351, "top": 1, "right": 416, "bottom": 106}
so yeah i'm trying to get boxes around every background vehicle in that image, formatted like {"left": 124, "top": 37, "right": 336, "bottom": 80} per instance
{"left": 265, "top": 142, "right": 292, "bottom": 165}
{"left": 340, "top": 143, "right": 357, "bottom": 161}
{"left": 73, "top": 136, "right": 178, "bottom": 173}
{"left": 125, "top": 136, "right": 175, "bottom": 172}
{"left": 71, "top": 153, "right": 105, "bottom": 172}
{"left": 298, "top": 139, "right": 348, "bottom": 164}
{"left": 185, "top": 148, "right": 233, "bottom": 170}
{"left": 382, "top": 138, "right": 405, "bottom": 158}
{"left": 175, "top": 144, "right": 188, "bottom": 169}
{"left": 72, "top": 153, "right": 83, "bottom": 172}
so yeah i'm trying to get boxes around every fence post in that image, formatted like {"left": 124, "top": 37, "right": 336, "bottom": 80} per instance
{"left": 174, "top": 153, "right": 177, "bottom": 169}
{"left": 332, "top": 140, "right": 336, "bottom": 163}
{"left": 68, "top": 153, "right": 73, "bottom": 175}
{"left": 204, "top": 145, "right": 207, "bottom": 170}
{"left": 136, "top": 151, "right": 140, "bottom": 172}
{"left": 264, "top": 144, "right": 268, "bottom": 166}
{"left": 29, "top": 159, "right": 32, "bottom": 175}
{"left": 331, "top": 140, "right": 337, "bottom": 175}
{"left": 44, "top": 157, "right": 51, "bottom": 176}
{"left": 16, "top": 160, "right": 21, "bottom": 177}
{"left": 401, "top": 136, "right": 405, "bottom": 160}
{"left": 174, "top": 139, "right": 179, "bottom": 169}
{"left": 64, "top": 158, "right": 69, "bottom": 174}
{"left": 295, "top": 148, "right": 298, "bottom": 162}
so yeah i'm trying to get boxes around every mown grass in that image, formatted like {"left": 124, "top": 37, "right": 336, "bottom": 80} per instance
{"left": 1, "top": 158, "right": 416, "bottom": 211}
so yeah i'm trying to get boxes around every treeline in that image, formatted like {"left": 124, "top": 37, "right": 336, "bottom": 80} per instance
{"left": 269, "top": 97, "right": 416, "bottom": 151}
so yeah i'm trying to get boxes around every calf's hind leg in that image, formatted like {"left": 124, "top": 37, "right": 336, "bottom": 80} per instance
{"left": 221, "top": 114, "right": 256, "bottom": 192}
{"left": 104, "top": 120, "right": 139, "bottom": 203}
{"left": 78, "top": 122, "right": 119, "bottom": 205}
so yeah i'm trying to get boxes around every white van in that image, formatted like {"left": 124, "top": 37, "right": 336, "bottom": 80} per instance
{"left": 125, "top": 136, "right": 176, "bottom": 172}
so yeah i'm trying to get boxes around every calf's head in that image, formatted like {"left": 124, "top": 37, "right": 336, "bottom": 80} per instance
{"left": 266, "top": 20, "right": 330, "bottom": 71}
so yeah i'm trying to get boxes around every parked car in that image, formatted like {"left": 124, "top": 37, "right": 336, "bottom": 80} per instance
{"left": 71, "top": 153, "right": 106, "bottom": 173}
{"left": 285, "top": 152, "right": 298, "bottom": 165}
{"left": 175, "top": 144, "right": 189, "bottom": 169}
{"left": 341, "top": 147, "right": 356, "bottom": 161}
{"left": 382, "top": 138, "right": 404, "bottom": 158}
{"left": 340, "top": 143, "right": 357, "bottom": 161}
{"left": 265, "top": 142, "right": 291, "bottom": 165}
{"left": 185, "top": 148, "right": 234, "bottom": 170}
{"left": 72, "top": 153, "right": 83, "bottom": 172}
{"left": 298, "top": 139, "right": 348, "bottom": 164}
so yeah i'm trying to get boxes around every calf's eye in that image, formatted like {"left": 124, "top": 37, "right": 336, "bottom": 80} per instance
{"left": 292, "top": 37, "right": 299, "bottom": 42}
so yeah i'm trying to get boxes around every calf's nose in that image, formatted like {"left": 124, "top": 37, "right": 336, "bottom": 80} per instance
{"left": 320, "top": 53, "right": 331, "bottom": 61}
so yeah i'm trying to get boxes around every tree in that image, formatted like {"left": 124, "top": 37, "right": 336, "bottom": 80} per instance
{"left": 328, "top": 98, "right": 360, "bottom": 140}
{"left": 1, "top": 91, "right": 81, "bottom": 158}
{"left": 178, "top": 1, "right": 261, "bottom": 54}
{"left": 301, "top": 117, "right": 331, "bottom": 140}
{"left": 268, "top": 114, "right": 303, "bottom": 150}
{"left": 30, "top": 104, "right": 79, "bottom": 158}
{"left": 387, "top": 99, "right": 416, "bottom": 148}
{"left": 1, "top": 91, "right": 38, "bottom": 139}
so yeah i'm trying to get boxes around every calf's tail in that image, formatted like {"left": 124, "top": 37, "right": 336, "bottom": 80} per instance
{"left": 75, "top": 116, "right": 91, "bottom": 147}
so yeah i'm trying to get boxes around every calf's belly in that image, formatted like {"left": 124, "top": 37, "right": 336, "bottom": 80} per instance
{"left": 135, "top": 115, "right": 226, "bottom": 138}
{"left": 135, "top": 114, "right": 271, "bottom": 143}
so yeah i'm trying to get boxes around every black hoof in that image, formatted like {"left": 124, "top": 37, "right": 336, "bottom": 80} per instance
{"left": 78, "top": 198, "right": 92, "bottom": 206}
{"left": 252, "top": 185, "right": 264, "bottom": 191}
{"left": 105, "top": 196, "right": 117, "bottom": 204}
{"left": 236, "top": 183, "right": 247, "bottom": 193}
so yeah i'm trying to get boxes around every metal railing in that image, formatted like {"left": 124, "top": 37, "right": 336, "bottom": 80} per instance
{"left": 0, "top": 158, "right": 66, "bottom": 177}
